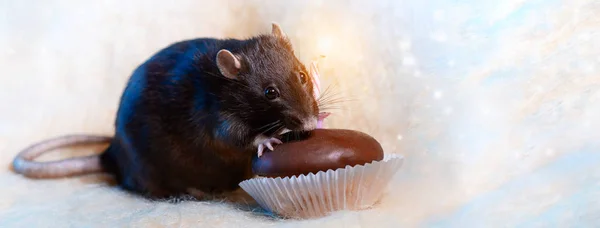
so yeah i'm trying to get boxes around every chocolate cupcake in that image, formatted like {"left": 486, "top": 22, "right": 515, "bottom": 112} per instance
{"left": 238, "top": 129, "right": 404, "bottom": 219}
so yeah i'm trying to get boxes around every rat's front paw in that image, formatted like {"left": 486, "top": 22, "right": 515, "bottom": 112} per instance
{"left": 255, "top": 137, "right": 283, "bottom": 158}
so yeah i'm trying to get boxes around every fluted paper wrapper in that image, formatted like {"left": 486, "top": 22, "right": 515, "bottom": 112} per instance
{"left": 239, "top": 153, "right": 403, "bottom": 219}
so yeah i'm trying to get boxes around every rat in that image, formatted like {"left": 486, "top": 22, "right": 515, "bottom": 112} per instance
{"left": 11, "top": 23, "right": 330, "bottom": 199}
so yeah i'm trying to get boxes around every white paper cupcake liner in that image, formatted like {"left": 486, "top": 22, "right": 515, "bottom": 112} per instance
{"left": 239, "top": 153, "right": 404, "bottom": 219}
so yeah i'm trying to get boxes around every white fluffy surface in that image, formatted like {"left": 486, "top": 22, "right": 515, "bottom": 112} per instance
{"left": 2, "top": 0, "right": 600, "bottom": 227}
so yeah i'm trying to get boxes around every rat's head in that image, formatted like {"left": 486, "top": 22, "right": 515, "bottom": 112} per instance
{"left": 216, "top": 23, "right": 319, "bottom": 137}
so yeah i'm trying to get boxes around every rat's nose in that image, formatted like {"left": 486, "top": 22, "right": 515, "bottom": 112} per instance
{"left": 316, "top": 112, "right": 330, "bottom": 129}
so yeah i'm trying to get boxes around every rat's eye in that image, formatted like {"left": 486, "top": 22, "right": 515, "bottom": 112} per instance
{"left": 264, "top": 87, "right": 279, "bottom": 100}
{"left": 299, "top": 71, "right": 308, "bottom": 84}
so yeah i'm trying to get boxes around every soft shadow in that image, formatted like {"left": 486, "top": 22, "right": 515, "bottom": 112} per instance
{"left": 192, "top": 188, "right": 281, "bottom": 220}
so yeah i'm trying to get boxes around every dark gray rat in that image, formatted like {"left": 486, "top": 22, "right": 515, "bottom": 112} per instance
{"left": 11, "top": 23, "right": 328, "bottom": 199}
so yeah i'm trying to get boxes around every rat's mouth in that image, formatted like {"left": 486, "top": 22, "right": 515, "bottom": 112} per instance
{"left": 278, "top": 130, "right": 311, "bottom": 142}
{"left": 276, "top": 112, "right": 329, "bottom": 142}
{"left": 279, "top": 112, "right": 329, "bottom": 136}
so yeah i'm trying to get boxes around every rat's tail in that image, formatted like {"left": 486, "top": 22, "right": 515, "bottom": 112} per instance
{"left": 12, "top": 134, "right": 112, "bottom": 179}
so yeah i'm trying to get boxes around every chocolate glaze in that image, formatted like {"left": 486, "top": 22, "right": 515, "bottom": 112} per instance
{"left": 252, "top": 129, "right": 384, "bottom": 177}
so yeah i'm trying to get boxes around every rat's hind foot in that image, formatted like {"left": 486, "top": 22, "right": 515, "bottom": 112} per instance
{"left": 255, "top": 137, "right": 282, "bottom": 158}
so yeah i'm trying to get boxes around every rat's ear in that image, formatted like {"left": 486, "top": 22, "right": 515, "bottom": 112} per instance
{"left": 216, "top": 49, "right": 241, "bottom": 80}
{"left": 271, "top": 22, "right": 287, "bottom": 39}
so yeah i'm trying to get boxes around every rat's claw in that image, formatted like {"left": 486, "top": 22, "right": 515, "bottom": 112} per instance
{"left": 256, "top": 137, "right": 282, "bottom": 158}
{"left": 257, "top": 144, "right": 265, "bottom": 157}
{"left": 270, "top": 137, "right": 283, "bottom": 145}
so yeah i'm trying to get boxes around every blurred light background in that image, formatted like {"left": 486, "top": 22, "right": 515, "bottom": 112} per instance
{"left": 1, "top": 0, "right": 599, "bottom": 227}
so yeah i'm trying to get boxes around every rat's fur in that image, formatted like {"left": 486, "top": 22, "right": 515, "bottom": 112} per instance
{"left": 101, "top": 32, "right": 320, "bottom": 199}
